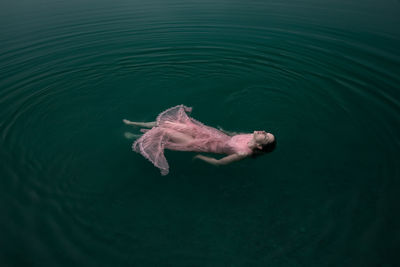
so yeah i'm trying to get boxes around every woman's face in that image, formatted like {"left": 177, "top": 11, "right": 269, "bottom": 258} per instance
{"left": 253, "top": 130, "right": 275, "bottom": 145}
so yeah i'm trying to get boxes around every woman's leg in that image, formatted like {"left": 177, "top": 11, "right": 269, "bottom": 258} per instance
{"left": 123, "top": 119, "right": 156, "bottom": 128}
{"left": 163, "top": 128, "right": 194, "bottom": 145}
{"left": 123, "top": 119, "right": 194, "bottom": 144}
{"left": 162, "top": 121, "right": 196, "bottom": 138}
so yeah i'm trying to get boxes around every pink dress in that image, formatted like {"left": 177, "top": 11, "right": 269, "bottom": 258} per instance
{"left": 132, "top": 105, "right": 253, "bottom": 175}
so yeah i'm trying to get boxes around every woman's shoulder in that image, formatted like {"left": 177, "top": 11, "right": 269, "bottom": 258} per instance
{"left": 236, "top": 150, "right": 252, "bottom": 157}
{"left": 231, "top": 133, "right": 249, "bottom": 137}
{"left": 230, "top": 133, "right": 252, "bottom": 141}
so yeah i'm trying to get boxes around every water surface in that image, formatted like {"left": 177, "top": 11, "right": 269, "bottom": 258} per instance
{"left": 1, "top": 0, "right": 399, "bottom": 266}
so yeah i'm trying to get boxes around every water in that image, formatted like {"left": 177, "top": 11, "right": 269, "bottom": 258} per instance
{"left": 1, "top": 0, "right": 399, "bottom": 266}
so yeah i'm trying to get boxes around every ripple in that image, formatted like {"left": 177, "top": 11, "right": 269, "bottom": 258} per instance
{"left": 1, "top": 0, "right": 399, "bottom": 265}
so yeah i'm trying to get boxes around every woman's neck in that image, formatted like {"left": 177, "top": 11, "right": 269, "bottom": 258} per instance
{"left": 247, "top": 138, "right": 257, "bottom": 150}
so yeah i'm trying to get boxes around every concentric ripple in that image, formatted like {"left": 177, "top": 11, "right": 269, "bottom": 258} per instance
{"left": 1, "top": 0, "right": 399, "bottom": 265}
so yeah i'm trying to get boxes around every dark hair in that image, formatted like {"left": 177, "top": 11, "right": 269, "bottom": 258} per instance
{"left": 252, "top": 138, "right": 277, "bottom": 157}
{"left": 261, "top": 138, "right": 277, "bottom": 153}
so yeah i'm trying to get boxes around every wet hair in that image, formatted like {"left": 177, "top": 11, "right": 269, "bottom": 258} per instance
{"left": 261, "top": 138, "right": 277, "bottom": 153}
{"left": 252, "top": 138, "right": 277, "bottom": 157}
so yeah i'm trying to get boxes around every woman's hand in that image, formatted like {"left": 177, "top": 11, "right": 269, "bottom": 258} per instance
{"left": 193, "top": 154, "right": 210, "bottom": 162}
{"left": 194, "top": 153, "right": 247, "bottom": 166}
{"left": 193, "top": 154, "right": 219, "bottom": 165}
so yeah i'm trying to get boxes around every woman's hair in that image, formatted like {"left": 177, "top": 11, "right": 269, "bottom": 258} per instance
{"left": 261, "top": 138, "right": 277, "bottom": 153}
{"left": 252, "top": 138, "right": 277, "bottom": 157}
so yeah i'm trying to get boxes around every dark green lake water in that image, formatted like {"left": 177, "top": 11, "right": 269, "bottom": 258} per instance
{"left": 1, "top": 0, "right": 399, "bottom": 266}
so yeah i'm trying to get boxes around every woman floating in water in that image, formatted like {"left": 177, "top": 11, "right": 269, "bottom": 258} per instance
{"left": 123, "top": 105, "right": 276, "bottom": 175}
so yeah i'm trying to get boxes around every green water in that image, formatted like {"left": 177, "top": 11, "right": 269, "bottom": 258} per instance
{"left": 1, "top": 0, "right": 399, "bottom": 266}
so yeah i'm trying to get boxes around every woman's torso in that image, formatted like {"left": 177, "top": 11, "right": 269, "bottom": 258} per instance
{"left": 164, "top": 127, "right": 253, "bottom": 155}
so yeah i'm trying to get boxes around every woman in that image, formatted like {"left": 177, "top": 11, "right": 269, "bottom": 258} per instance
{"left": 123, "top": 105, "right": 276, "bottom": 175}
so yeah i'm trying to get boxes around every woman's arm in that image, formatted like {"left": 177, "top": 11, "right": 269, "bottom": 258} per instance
{"left": 194, "top": 153, "right": 247, "bottom": 166}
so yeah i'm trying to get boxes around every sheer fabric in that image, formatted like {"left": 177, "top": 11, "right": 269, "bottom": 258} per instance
{"left": 132, "top": 105, "right": 253, "bottom": 175}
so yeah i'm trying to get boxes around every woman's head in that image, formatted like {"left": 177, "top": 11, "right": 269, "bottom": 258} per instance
{"left": 251, "top": 130, "right": 277, "bottom": 153}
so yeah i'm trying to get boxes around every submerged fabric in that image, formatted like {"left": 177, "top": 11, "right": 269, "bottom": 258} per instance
{"left": 132, "top": 105, "right": 253, "bottom": 175}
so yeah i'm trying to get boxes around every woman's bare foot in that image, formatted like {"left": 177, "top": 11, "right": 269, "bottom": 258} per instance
{"left": 122, "top": 119, "right": 156, "bottom": 128}
{"left": 124, "top": 132, "right": 141, "bottom": 139}
{"left": 123, "top": 119, "right": 136, "bottom": 125}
